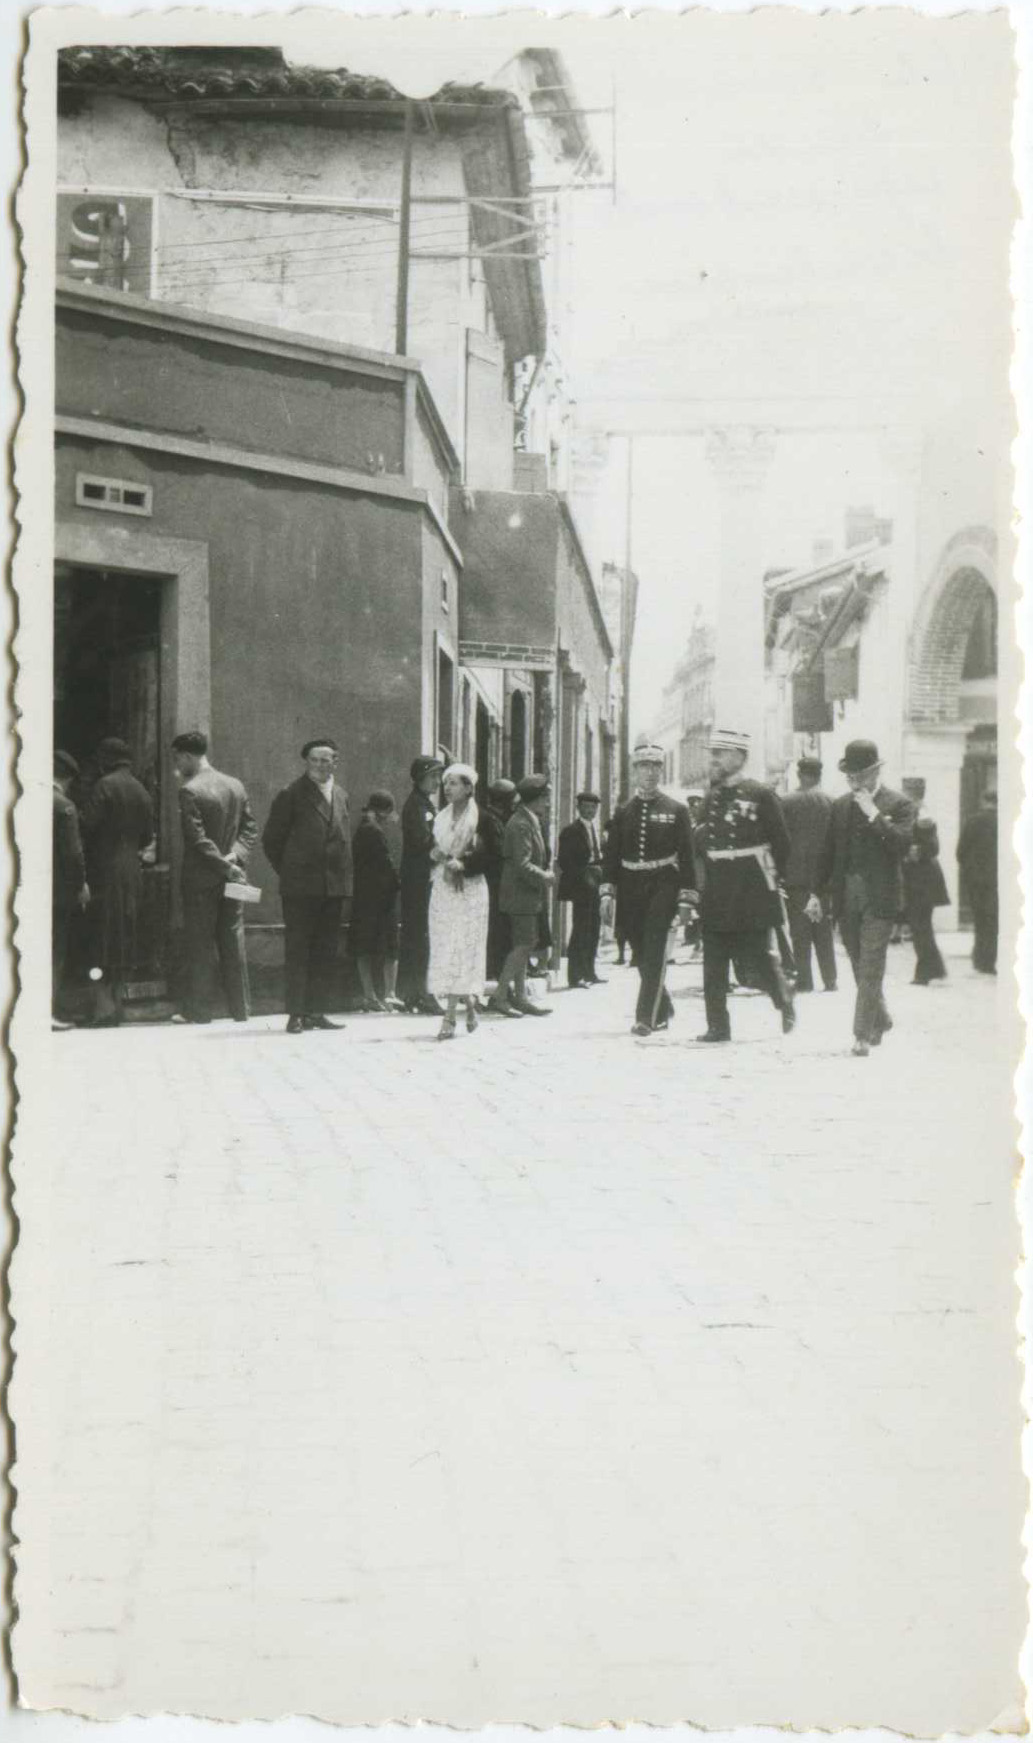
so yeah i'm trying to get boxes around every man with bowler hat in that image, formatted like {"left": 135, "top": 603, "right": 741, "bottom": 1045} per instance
{"left": 491, "top": 773, "right": 555, "bottom": 1018}
{"left": 397, "top": 754, "right": 444, "bottom": 1014}
{"left": 601, "top": 742, "right": 696, "bottom": 1036}
{"left": 558, "top": 791, "right": 606, "bottom": 988}
{"left": 818, "top": 738, "right": 915, "bottom": 1056}
{"left": 781, "top": 754, "right": 837, "bottom": 993}
{"left": 695, "top": 728, "right": 794, "bottom": 1043}
{"left": 262, "top": 738, "right": 352, "bottom": 1034}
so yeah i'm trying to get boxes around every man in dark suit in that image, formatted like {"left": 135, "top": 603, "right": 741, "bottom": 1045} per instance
{"left": 558, "top": 791, "right": 605, "bottom": 989}
{"left": 817, "top": 737, "right": 915, "bottom": 1056}
{"left": 957, "top": 788, "right": 998, "bottom": 974}
{"left": 781, "top": 755, "right": 837, "bottom": 993}
{"left": 52, "top": 750, "right": 89, "bottom": 1029}
{"left": 171, "top": 730, "right": 258, "bottom": 1025}
{"left": 601, "top": 742, "right": 696, "bottom": 1036}
{"left": 491, "top": 773, "right": 555, "bottom": 1018}
{"left": 262, "top": 737, "right": 353, "bottom": 1034}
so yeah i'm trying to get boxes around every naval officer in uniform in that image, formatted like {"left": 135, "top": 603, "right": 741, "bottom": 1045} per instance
{"left": 697, "top": 726, "right": 795, "bottom": 1043}
{"left": 600, "top": 741, "right": 697, "bottom": 1036}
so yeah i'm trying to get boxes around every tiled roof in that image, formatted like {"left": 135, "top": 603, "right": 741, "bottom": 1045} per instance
{"left": 57, "top": 46, "right": 512, "bottom": 113}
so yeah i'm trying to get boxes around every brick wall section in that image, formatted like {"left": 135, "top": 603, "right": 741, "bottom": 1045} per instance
{"left": 910, "top": 565, "right": 993, "bottom": 723}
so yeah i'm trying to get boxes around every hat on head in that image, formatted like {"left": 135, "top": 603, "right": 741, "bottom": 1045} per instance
{"left": 796, "top": 755, "right": 823, "bottom": 776}
{"left": 54, "top": 749, "right": 79, "bottom": 779}
{"left": 838, "top": 738, "right": 881, "bottom": 775}
{"left": 517, "top": 772, "right": 550, "bottom": 801}
{"left": 631, "top": 740, "right": 665, "bottom": 766}
{"left": 442, "top": 761, "right": 478, "bottom": 789}
{"left": 410, "top": 755, "right": 444, "bottom": 783}
{"left": 709, "top": 728, "right": 750, "bottom": 754}
{"left": 301, "top": 737, "right": 338, "bottom": 759}
{"left": 365, "top": 789, "right": 396, "bottom": 814}
{"left": 97, "top": 736, "right": 131, "bottom": 767}
{"left": 576, "top": 790, "right": 601, "bottom": 804}
{"left": 488, "top": 777, "right": 516, "bottom": 800}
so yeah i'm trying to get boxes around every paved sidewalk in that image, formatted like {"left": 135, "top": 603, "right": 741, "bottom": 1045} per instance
{"left": 13, "top": 936, "right": 1023, "bottom": 1730}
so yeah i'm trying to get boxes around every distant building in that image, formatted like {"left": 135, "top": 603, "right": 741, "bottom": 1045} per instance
{"left": 648, "top": 618, "right": 714, "bottom": 792}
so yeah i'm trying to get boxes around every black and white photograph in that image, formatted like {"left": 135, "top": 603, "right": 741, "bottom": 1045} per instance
{"left": 6, "top": 2, "right": 1028, "bottom": 1735}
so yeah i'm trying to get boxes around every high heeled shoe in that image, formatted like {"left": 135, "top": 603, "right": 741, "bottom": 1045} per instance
{"left": 465, "top": 1004, "right": 479, "bottom": 1033}
{"left": 437, "top": 1014, "right": 457, "bottom": 1041}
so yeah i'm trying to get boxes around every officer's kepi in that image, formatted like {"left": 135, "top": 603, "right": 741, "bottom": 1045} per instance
{"left": 631, "top": 742, "right": 664, "bottom": 765}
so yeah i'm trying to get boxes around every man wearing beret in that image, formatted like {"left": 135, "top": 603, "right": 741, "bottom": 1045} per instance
{"left": 262, "top": 738, "right": 352, "bottom": 1034}
{"left": 816, "top": 738, "right": 915, "bottom": 1056}
{"left": 558, "top": 791, "right": 606, "bottom": 989}
{"left": 695, "top": 728, "right": 795, "bottom": 1044}
{"left": 52, "top": 750, "right": 90, "bottom": 1029}
{"left": 491, "top": 773, "right": 555, "bottom": 1018}
{"left": 601, "top": 742, "right": 696, "bottom": 1036}
{"left": 781, "top": 754, "right": 837, "bottom": 994}
{"left": 397, "top": 754, "right": 444, "bottom": 1014}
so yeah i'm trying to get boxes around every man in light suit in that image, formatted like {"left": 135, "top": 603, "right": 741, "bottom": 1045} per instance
{"left": 262, "top": 737, "right": 353, "bottom": 1034}
{"left": 490, "top": 773, "right": 555, "bottom": 1019}
{"left": 558, "top": 791, "right": 606, "bottom": 988}
{"left": 816, "top": 738, "right": 915, "bottom": 1056}
{"left": 171, "top": 730, "right": 258, "bottom": 1025}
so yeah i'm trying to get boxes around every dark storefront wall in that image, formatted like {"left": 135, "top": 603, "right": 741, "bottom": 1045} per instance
{"left": 56, "top": 438, "right": 428, "bottom": 939}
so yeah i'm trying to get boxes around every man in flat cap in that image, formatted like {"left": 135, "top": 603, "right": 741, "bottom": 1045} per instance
{"left": 262, "top": 738, "right": 352, "bottom": 1034}
{"left": 482, "top": 776, "right": 517, "bottom": 982}
{"left": 601, "top": 741, "right": 696, "bottom": 1036}
{"left": 171, "top": 730, "right": 258, "bottom": 1025}
{"left": 397, "top": 754, "right": 444, "bottom": 1014}
{"left": 491, "top": 773, "right": 555, "bottom": 1018}
{"left": 695, "top": 728, "right": 795, "bottom": 1044}
{"left": 558, "top": 790, "right": 606, "bottom": 989}
{"left": 817, "top": 738, "right": 914, "bottom": 1056}
{"left": 52, "top": 750, "right": 89, "bottom": 1028}
{"left": 781, "top": 754, "right": 837, "bottom": 994}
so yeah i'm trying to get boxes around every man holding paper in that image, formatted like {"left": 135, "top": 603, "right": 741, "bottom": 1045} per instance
{"left": 171, "top": 729, "right": 258, "bottom": 1024}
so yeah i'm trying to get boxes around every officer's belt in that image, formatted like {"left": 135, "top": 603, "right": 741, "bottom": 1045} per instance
{"left": 708, "top": 842, "right": 780, "bottom": 893}
{"left": 621, "top": 854, "right": 678, "bottom": 872}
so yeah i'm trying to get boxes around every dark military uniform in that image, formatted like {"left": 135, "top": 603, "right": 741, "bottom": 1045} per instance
{"left": 602, "top": 791, "right": 695, "bottom": 1030}
{"left": 699, "top": 777, "right": 793, "bottom": 1037}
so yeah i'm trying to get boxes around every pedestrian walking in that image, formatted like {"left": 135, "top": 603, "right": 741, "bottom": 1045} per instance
{"left": 351, "top": 791, "right": 403, "bottom": 1012}
{"left": 600, "top": 742, "right": 696, "bottom": 1037}
{"left": 52, "top": 750, "right": 89, "bottom": 1029}
{"left": 781, "top": 755, "right": 837, "bottom": 993}
{"left": 427, "top": 763, "right": 491, "bottom": 1040}
{"left": 262, "top": 737, "right": 352, "bottom": 1034}
{"left": 558, "top": 791, "right": 605, "bottom": 988}
{"left": 490, "top": 774, "right": 555, "bottom": 1019}
{"left": 819, "top": 738, "right": 915, "bottom": 1057}
{"left": 905, "top": 814, "right": 950, "bottom": 984}
{"left": 80, "top": 737, "right": 155, "bottom": 1027}
{"left": 957, "top": 789, "right": 998, "bottom": 974}
{"left": 397, "top": 755, "right": 444, "bottom": 1014}
{"left": 482, "top": 777, "right": 516, "bottom": 982}
{"left": 694, "top": 728, "right": 794, "bottom": 1044}
{"left": 170, "top": 730, "right": 258, "bottom": 1025}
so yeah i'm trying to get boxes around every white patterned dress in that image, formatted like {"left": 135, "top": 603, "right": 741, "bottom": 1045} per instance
{"left": 427, "top": 855, "right": 489, "bottom": 998}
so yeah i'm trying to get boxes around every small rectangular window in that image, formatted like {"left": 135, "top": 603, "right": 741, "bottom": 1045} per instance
{"left": 75, "top": 474, "right": 153, "bottom": 517}
{"left": 441, "top": 570, "right": 450, "bottom": 612}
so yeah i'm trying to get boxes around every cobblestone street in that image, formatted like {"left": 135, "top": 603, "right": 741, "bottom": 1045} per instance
{"left": 14, "top": 934, "right": 1023, "bottom": 1732}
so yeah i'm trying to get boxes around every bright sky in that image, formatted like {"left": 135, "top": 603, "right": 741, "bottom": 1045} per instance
{"left": 297, "top": 10, "right": 1013, "bottom": 730}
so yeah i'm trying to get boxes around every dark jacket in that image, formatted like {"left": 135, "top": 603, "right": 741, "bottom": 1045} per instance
{"left": 178, "top": 766, "right": 258, "bottom": 892}
{"left": 53, "top": 788, "right": 87, "bottom": 912}
{"left": 399, "top": 788, "right": 437, "bottom": 901}
{"left": 957, "top": 805, "right": 997, "bottom": 890}
{"left": 262, "top": 775, "right": 353, "bottom": 900}
{"left": 781, "top": 786, "right": 834, "bottom": 892}
{"left": 557, "top": 816, "right": 603, "bottom": 903}
{"left": 499, "top": 804, "right": 552, "bottom": 916}
{"left": 698, "top": 777, "right": 788, "bottom": 932}
{"left": 823, "top": 785, "right": 915, "bottom": 919}
{"left": 602, "top": 790, "right": 696, "bottom": 888}
{"left": 481, "top": 805, "right": 510, "bottom": 891}
{"left": 904, "top": 816, "right": 950, "bottom": 910}
{"left": 80, "top": 761, "right": 155, "bottom": 972}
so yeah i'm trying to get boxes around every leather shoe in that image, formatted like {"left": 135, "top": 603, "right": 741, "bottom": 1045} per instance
{"left": 488, "top": 997, "right": 523, "bottom": 1019}
{"left": 514, "top": 999, "right": 552, "bottom": 1017}
{"left": 588, "top": 975, "right": 608, "bottom": 985}
{"left": 303, "top": 1014, "right": 344, "bottom": 1031}
{"left": 851, "top": 1039, "right": 870, "bottom": 1057}
{"left": 630, "top": 1022, "right": 652, "bottom": 1037}
{"left": 697, "top": 1029, "right": 730, "bottom": 1043}
{"left": 286, "top": 1015, "right": 305, "bottom": 1034}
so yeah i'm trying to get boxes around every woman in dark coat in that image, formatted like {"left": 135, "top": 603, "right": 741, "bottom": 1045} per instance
{"left": 396, "top": 755, "right": 443, "bottom": 1014}
{"left": 80, "top": 737, "right": 155, "bottom": 1024}
{"left": 351, "top": 791, "right": 402, "bottom": 1011}
{"left": 905, "top": 814, "right": 950, "bottom": 984}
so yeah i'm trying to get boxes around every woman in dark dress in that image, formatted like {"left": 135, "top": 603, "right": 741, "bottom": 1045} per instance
{"left": 396, "top": 755, "right": 443, "bottom": 1014}
{"left": 905, "top": 814, "right": 950, "bottom": 984}
{"left": 350, "top": 791, "right": 402, "bottom": 1011}
{"left": 80, "top": 736, "right": 155, "bottom": 1025}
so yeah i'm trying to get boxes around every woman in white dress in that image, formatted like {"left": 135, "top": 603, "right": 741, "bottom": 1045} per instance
{"left": 427, "top": 763, "right": 490, "bottom": 1040}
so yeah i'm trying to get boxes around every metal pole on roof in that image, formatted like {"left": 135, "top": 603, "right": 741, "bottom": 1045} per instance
{"left": 395, "top": 99, "right": 414, "bottom": 355}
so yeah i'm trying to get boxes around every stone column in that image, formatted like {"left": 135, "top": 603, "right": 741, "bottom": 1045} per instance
{"left": 705, "top": 426, "right": 777, "bottom": 776}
